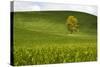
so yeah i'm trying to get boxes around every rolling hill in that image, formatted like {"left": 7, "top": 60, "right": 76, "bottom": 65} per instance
{"left": 12, "top": 11, "right": 97, "bottom": 66}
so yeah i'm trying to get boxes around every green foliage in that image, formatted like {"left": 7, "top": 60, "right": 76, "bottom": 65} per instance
{"left": 13, "top": 11, "right": 97, "bottom": 66}
{"left": 66, "top": 16, "right": 79, "bottom": 34}
{"left": 14, "top": 43, "right": 97, "bottom": 66}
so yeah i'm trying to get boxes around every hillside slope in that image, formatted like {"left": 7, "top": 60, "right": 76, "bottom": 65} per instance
{"left": 13, "top": 11, "right": 97, "bottom": 66}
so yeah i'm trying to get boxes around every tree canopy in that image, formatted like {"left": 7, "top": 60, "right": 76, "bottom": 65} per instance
{"left": 66, "top": 16, "right": 79, "bottom": 34}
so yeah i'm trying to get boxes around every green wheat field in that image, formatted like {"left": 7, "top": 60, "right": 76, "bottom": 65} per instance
{"left": 13, "top": 11, "right": 97, "bottom": 66}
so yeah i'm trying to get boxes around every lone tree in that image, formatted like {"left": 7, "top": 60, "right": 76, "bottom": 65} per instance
{"left": 66, "top": 16, "right": 79, "bottom": 34}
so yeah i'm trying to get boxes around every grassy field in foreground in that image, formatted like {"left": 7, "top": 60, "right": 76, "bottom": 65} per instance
{"left": 13, "top": 11, "right": 97, "bottom": 66}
